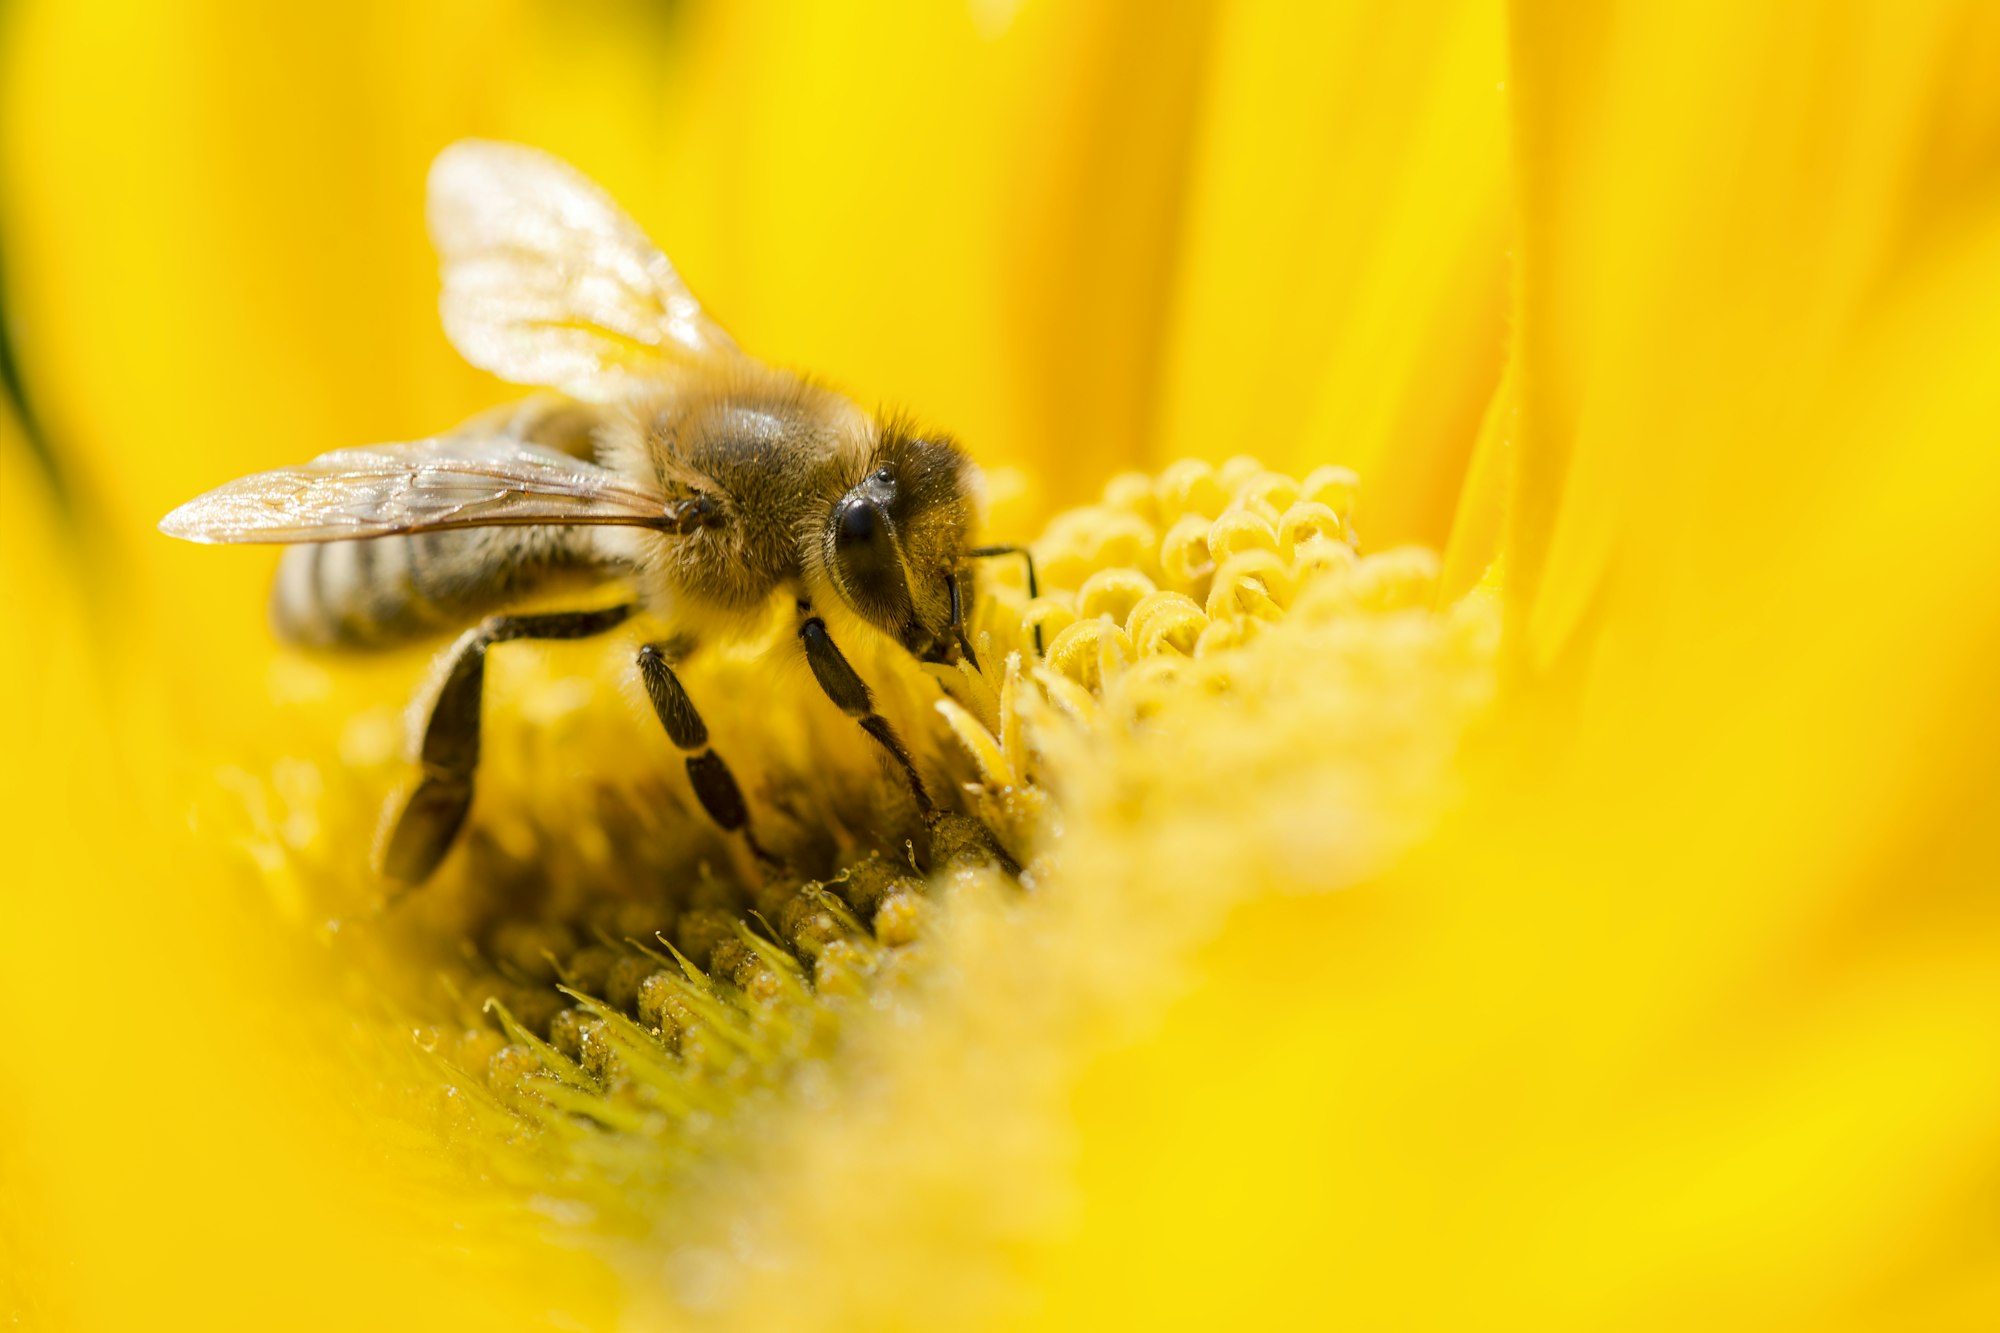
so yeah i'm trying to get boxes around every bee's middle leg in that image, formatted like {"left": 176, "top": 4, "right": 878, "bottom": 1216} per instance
{"left": 380, "top": 603, "right": 636, "bottom": 884}
{"left": 636, "top": 643, "right": 776, "bottom": 865}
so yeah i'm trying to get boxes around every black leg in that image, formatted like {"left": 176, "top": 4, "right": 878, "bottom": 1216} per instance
{"left": 967, "top": 544, "right": 1042, "bottom": 654}
{"left": 379, "top": 603, "right": 635, "bottom": 884}
{"left": 944, "top": 572, "right": 976, "bottom": 667}
{"left": 967, "top": 544, "right": 1039, "bottom": 599}
{"left": 637, "top": 642, "right": 775, "bottom": 863}
{"left": 798, "top": 615, "right": 935, "bottom": 817}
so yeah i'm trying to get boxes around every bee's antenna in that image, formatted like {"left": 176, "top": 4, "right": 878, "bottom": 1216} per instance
{"left": 967, "top": 544, "right": 1038, "bottom": 598}
{"left": 966, "top": 545, "right": 1042, "bottom": 655}
{"left": 946, "top": 572, "right": 978, "bottom": 668}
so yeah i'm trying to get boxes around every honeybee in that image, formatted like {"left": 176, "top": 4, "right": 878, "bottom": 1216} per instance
{"left": 162, "top": 140, "right": 1031, "bottom": 884}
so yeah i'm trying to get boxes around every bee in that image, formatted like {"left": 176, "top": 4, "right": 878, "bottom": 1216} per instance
{"left": 161, "top": 140, "right": 1033, "bottom": 884}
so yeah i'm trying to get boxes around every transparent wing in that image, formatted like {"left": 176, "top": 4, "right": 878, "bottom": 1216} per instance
{"left": 428, "top": 139, "right": 741, "bottom": 401}
{"left": 159, "top": 433, "right": 673, "bottom": 545}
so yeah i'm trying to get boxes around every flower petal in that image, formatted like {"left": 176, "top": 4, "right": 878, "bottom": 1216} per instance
{"left": 1151, "top": 0, "right": 1511, "bottom": 548}
{"left": 1506, "top": 0, "right": 2000, "bottom": 676}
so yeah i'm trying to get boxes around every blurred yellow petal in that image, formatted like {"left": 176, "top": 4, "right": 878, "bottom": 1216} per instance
{"left": 642, "top": 1, "right": 1068, "bottom": 492}
{"left": 1507, "top": 0, "right": 2000, "bottom": 677}
{"left": 1155, "top": 0, "right": 1511, "bottom": 549}
{"left": 1498, "top": 0, "right": 2000, "bottom": 1138}
{"left": 1438, "top": 347, "right": 1513, "bottom": 600}
{"left": 0, "top": 416, "right": 616, "bottom": 1327}
{"left": 642, "top": 1, "right": 1225, "bottom": 509}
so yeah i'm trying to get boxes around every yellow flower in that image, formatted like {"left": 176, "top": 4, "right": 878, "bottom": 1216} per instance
{"left": 5, "top": 2, "right": 2000, "bottom": 1331}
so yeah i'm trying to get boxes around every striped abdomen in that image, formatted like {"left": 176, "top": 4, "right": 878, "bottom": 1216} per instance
{"left": 269, "top": 525, "right": 601, "bottom": 649}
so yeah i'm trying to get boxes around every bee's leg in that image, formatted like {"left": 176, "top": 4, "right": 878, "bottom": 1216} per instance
{"left": 796, "top": 615, "right": 935, "bottom": 818}
{"left": 967, "top": 544, "right": 1042, "bottom": 655}
{"left": 636, "top": 642, "right": 778, "bottom": 865}
{"left": 798, "top": 615, "right": 1024, "bottom": 875}
{"left": 380, "top": 603, "right": 636, "bottom": 885}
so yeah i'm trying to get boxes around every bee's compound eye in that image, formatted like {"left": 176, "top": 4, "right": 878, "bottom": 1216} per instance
{"left": 837, "top": 498, "right": 878, "bottom": 546}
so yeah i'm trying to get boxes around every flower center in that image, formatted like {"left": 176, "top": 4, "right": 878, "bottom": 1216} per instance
{"left": 216, "top": 452, "right": 1497, "bottom": 1266}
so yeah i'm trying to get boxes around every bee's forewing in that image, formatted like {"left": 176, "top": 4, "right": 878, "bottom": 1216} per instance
{"left": 428, "top": 139, "right": 742, "bottom": 401}
{"left": 159, "top": 436, "right": 672, "bottom": 544}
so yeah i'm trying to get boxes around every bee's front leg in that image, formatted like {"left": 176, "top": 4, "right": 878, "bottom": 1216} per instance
{"left": 796, "top": 614, "right": 934, "bottom": 818}
{"left": 379, "top": 602, "right": 636, "bottom": 885}
{"left": 796, "top": 612, "right": 1025, "bottom": 876}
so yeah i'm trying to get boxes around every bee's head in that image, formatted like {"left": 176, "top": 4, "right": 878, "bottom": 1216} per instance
{"left": 823, "top": 424, "right": 979, "bottom": 663}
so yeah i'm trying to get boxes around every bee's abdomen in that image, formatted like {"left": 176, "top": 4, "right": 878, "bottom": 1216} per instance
{"left": 269, "top": 527, "right": 597, "bottom": 649}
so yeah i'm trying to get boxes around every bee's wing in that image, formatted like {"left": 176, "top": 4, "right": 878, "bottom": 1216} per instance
{"left": 428, "top": 139, "right": 742, "bottom": 401}
{"left": 159, "top": 434, "right": 673, "bottom": 544}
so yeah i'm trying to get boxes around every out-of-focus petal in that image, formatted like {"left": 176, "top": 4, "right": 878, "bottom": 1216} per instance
{"left": 0, "top": 416, "right": 609, "bottom": 1328}
{"left": 0, "top": 0, "right": 524, "bottom": 532}
{"left": 1498, "top": 0, "right": 2000, "bottom": 1118}
{"left": 1152, "top": 0, "right": 1510, "bottom": 547}
{"left": 1506, "top": 0, "right": 2000, "bottom": 677}
{"left": 642, "top": 0, "right": 1224, "bottom": 508}
{"left": 0, "top": 0, "right": 582, "bottom": 743}
{"left": 1439, "top": 349, "right": 1513, "bottom": 599}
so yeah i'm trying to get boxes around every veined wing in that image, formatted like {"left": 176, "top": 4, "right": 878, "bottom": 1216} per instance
{"left": 428, "top": 139, "right": 742, "bottom": 401}
{"left": 159, "top": 434, "right": 674, "bottom": 544}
